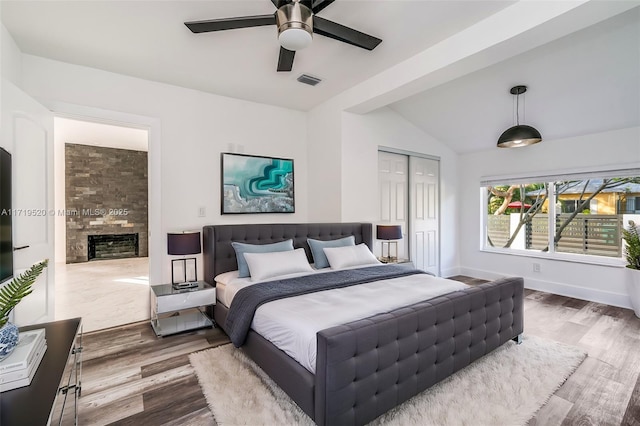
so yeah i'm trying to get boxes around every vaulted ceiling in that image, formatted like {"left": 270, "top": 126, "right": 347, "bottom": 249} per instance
{"left": 389, "top": 7, "right": 640, "bottom": 153}
{"left": 0, "top": 0, "right": 511, "bottom": 111}
{"left": 2, "top": 1, "right": 639, "bottom": 153}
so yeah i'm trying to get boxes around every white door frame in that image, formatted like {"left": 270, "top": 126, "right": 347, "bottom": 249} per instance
{"left": 44, "top": 101, "right": 162, "bottom": 285}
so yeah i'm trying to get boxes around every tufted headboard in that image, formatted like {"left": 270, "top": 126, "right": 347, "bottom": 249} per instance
{"left": 202, "top": 223, "right": 373, "bottom": 284}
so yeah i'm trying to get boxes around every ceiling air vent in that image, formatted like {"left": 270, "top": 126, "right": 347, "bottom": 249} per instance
{"left": 297, "top": 74, "right": 322, "bottom": 86}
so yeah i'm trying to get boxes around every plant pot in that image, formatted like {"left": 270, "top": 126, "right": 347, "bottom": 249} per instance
{"left": 627, "top": 268, "right": 640, "bottom": 319}
{"left": 0, "top": 322, "right": 19, "bottom": 361}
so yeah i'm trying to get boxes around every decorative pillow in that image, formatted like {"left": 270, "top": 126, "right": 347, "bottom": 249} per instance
{"left": 323, "top": 243, "right": 381, "bottom": 270}
{"left": 244, "top": 248, "right": 314, "bottom": 282}
{"left": 231, "top": 239, "right": 294, "bottom": 278}
{"left": 307, "top": 235, "right": 355, "bottom": 269}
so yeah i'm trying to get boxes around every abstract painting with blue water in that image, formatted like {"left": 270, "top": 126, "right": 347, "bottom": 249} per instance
{"left": 222, "top": 153, "right": 294, "bottom": 214}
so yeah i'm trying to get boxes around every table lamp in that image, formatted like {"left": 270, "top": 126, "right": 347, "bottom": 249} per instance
{"left": 376, "top": 225, "right": 402, "bottom": 262}
{"left": 167, "top": 231, "right": 201, "bottom": 288}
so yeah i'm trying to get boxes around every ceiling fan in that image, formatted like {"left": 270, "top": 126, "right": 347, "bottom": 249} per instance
{"left": 184, "top": 0, "right": 382, "bottom": 72}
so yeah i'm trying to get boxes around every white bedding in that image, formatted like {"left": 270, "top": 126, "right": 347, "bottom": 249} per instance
{"left": 220, "top": 267, "right": 468, "bottom": 373}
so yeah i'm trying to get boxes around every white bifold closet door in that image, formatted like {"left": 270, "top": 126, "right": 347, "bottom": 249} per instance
{"left": 377, "top": 151, "right": 409, "bottom": 259}
{"left": 409, "top": 156, "right": 439, "bottom": 276}
{"left": 378, "top": 151, "right": 440, "bottom": 276}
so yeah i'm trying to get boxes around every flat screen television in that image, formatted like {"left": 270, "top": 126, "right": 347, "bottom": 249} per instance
{"left": 0, "top": 147, "right": 13, "bottom": 285}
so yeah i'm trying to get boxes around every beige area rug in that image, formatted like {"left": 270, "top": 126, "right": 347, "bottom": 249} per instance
{"left": 189, "top": 336, "right": 586, "bottom": 426}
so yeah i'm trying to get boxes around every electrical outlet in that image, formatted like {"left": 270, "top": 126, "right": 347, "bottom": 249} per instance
{"left": 198, "top": 206, "right": 206, "bottom": 217}
{"left": 533, "top": 263, "right": 541, "bottom": 273}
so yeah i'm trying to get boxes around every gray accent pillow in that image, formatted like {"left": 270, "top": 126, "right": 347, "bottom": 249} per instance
{"left": 231, "top": 239, "right": 294, "bottom": 278}
{"left": 307, "top": 235, "right": 355, "bottom": 269}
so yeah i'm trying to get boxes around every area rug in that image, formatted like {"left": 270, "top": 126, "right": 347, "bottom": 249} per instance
{"left": 189, "top": 336, "right": 586, "bottom": 426}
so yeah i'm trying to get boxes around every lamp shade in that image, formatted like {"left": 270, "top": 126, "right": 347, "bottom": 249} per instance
{"left": 167, "top": 232, "right": 201, "bottom": 255}
{"left": 497, "top": 125, "right": 542, "bottom": 148}
{"left": 376, "top": 225, "right": 402, "bottom": 240}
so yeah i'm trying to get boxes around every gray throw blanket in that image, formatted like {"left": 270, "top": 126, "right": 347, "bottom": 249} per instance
{"left": 225, "top": 264, "right": 426, "bottom": 347}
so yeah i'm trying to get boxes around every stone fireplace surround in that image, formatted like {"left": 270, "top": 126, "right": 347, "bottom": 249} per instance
{"left": 65, "top": 143, "right": 148, "bottom": 263}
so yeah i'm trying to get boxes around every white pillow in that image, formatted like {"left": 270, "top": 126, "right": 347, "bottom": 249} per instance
{"left": 323, "top": 243, "right": 381, "bottom": 269}
{"left": 243, "top": 248, "right": 314, "bottom": 282}
{"left": 214, "top": 270, "right": 240, "bottom": 286}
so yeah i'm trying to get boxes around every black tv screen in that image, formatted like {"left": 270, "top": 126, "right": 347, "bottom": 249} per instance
{"left": 0, "top": 147, "right": 13, "bottom": 285}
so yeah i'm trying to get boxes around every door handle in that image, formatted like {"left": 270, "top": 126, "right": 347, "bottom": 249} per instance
{"left": 13, "top": 245, "right": 30, "bottom": 251}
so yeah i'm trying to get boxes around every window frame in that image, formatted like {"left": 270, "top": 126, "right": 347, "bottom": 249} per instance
{"left": 479, "top": 165, "right": 640, "bottom": 268}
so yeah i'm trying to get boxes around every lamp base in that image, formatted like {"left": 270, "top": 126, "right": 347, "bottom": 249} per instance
{"left": 380, "top": 241, "right": 398, "bottom": 263}
{"left": 171, "top": 258, "right": 197, "bottom": 284}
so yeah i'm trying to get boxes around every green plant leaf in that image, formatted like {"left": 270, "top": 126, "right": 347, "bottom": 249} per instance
{"left": 622, "top": 221, "right": 640, "bottom": 270}
{"left": 0, "top": 259, "right": 49, "bottom": 327}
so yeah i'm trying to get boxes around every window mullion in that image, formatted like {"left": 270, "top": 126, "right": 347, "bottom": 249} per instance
{"left": 480, "top": 187, "right": 488, "bottom": 250}
{"left": 548, "top": 182, "right": 556, "bottom": 254}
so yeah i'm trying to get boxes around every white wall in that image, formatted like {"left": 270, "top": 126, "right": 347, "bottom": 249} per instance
{"left": 306, "top": 100, "right": 343, "bottom": 222}
{"left": 0, "top": 24, "right": 22, "bottom": 87}
{"left": 458, "top": 126, "right": 640, "bottom": 308}
{"left": 340, "top": 108, "right": 460, "bottom": 276}
{"left": 20, "top": 54, "right": 308, "bottom": 284}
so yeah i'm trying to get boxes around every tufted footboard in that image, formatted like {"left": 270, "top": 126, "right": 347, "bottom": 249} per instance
{"left": 314, "top": 277, "right": 524, "bottom": 426}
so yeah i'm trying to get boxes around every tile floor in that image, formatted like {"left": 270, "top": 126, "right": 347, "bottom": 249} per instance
{"left": 54, "top": 257, "right": 150, "bottom": 332}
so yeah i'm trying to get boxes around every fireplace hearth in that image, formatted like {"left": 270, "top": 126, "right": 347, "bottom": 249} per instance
{"left": 88, "top": 233, "right": 139, "bottom": 261}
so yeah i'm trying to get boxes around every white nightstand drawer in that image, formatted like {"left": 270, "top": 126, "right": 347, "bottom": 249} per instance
{"left": 156, "top": 287, "right": 216, "bottom": 313}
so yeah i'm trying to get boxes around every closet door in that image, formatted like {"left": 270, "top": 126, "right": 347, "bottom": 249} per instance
{"left": 409, "top": 156, "right": 439, "bottom": 276}
{"left": 377, "top": 152, "right": 408, "bottom": 259}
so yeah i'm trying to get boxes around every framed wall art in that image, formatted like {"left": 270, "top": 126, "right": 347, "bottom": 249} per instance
{"left": 221, "top": 153, "right": 295, "bottom": 214}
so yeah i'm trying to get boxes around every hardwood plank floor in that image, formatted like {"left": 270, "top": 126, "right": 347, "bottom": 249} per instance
{"left": 76, "top": 277, "right": 640, "bottom": 425}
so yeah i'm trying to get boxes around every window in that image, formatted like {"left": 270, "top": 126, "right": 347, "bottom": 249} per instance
{"left": 481, "top": 170, "right": 640, "bottom": 262}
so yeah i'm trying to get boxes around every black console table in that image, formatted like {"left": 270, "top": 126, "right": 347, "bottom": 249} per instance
{"left": 1, "top": 317, "right": 82, "bottom": 426}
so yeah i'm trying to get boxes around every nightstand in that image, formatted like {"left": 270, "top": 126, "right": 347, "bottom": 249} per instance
{"left": 150, "top": 281, "right": 215, "bottom": 337}
{"left": 378, "top": 258, "right": 414, "bottom": 268}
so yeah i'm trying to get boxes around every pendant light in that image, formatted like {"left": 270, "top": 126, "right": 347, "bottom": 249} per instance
{"left": 497, "top": 85, "right": 542, "bottom": 148}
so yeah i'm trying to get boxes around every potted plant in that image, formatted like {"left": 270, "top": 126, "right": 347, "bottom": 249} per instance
{"left": 622, "top": 220, "right": 640, "bottom": 318}
{"left": 0, "top": 259, "right": 49, "bottom": 360}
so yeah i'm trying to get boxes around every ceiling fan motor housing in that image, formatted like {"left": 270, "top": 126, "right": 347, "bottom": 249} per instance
{"left": 276, "top": 1, "right": 313, "bottom": 50}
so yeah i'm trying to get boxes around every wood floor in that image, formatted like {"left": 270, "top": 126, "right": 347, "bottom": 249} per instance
{"left": 77, "top": 277, "right": 640, "bottom": 425}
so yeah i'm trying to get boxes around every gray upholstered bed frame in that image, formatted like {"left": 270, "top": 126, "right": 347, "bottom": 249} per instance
{"left": 203, "top": 223, "right": 524, "bottom": 426}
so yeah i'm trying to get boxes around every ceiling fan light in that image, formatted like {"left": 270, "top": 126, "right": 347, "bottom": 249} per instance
{"left": 276, "top": 1, "right": 313, "bottom": 51}
{"left": 497, "top": 125, "right": 542, "bottom": 148}
{"left": 279, "top": 26, "right": 313, "bottom": 51}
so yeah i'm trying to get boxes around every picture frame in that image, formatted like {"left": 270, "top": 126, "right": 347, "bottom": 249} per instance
{"left": 221, "top": 152, "right": 295, "bottom": 214}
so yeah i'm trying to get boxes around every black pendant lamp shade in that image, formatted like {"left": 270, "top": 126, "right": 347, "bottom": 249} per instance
{"left": 497, "top": 86, "right": 542, "bottom": 148}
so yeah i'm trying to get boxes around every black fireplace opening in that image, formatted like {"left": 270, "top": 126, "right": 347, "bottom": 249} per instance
{"left": 88, "top": 233, "right": 139, "bottom": 261}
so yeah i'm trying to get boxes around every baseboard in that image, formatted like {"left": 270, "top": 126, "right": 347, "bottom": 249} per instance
{"left": 459, "top": 266, "right": 632, "bottom": 309}
{"left": 441, "top": 266, "right": 461, "bottom": 278}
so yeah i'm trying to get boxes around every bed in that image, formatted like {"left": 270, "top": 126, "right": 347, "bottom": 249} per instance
{"left": 203, "top": 222, "right": 524, "bottom": 426}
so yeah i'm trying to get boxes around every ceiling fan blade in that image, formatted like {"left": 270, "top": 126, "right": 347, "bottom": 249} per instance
{"left": 313, "top": 16, "right": 382, "bottom": 51}
{"left": 312, "top": 0, "right": 336, "bottom": 14}
{"left": 277, "top": 47, "right": 295, "bottom": 72}
{"left": 185, "top": 15, "right": 276, "bottom": 33}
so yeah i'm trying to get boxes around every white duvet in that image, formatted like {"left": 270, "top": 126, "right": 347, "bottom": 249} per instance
{"left": 219, "top": 266, "right": 469, "bottom": 373}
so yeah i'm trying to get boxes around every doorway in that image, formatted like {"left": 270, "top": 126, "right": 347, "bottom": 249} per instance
{"left": 378, "top": 150, "right": 440, "bottom": 276}
{"left": 53, "top": 117, "right": 150, "bottom": 332}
